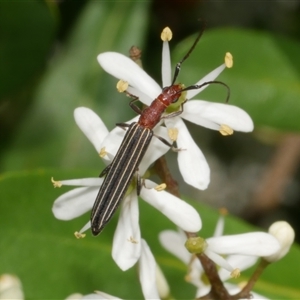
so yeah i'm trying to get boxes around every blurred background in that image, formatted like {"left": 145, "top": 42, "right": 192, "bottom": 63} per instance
{"left": 1, "top": 0, "right": 300, "bottom": 238}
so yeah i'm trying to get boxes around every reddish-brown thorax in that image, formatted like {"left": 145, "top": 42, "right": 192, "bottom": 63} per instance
{"left": 138, "top": 84, "right": 182, "bottom": 129}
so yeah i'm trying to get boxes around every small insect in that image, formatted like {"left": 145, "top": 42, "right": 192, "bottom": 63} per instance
{"left": 91, "top": 28, "right": 230, "bottom": 236}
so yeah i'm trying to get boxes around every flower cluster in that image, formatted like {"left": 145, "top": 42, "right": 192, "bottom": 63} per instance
{"left": 51, "top": 26, "right": 295, "bottom": 300}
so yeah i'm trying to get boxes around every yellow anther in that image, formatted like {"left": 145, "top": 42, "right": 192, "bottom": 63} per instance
{"left": 74, "top": 231, "right": 86, "bottom": 239}
{"left": 161, "top": 27, "right": 172, "bottom": 42}
{"left": 99, "top": 147, "right": 107, "bottom": 158}
{"left": 51, "top": 177, "right": 62, "bottom": 188}
{"left": 230, "top": 268, "right": 241, "bottom": 279}
{"left": 128, "top": 236, "right": 138, "bottom": 244}
{"left": 155, "top": 183, "right": 167, "bottom": 191}
{"left": 168, "top": 127, "right": 178, "bottom": 141}
{"left": 219, "top": 124, "right": 234, "bottom": 136}
{"left": 116, "top": 80, "right": 128, "bottom": 93}
{"left": 225, "top": 52, "right": 233, "bottom": 68}
{"left": 219, "top": 207, "right": 228, "bottom": 216}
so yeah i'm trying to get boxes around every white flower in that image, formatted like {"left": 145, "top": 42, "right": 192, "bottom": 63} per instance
{"left": 264, "top": 221, "right": 295, "bottom": 262}
{"left": 159, "top": 214, "right": 280, "bottom": 298}
{"left": 52, "top": 107, "right": 201, "bottom": 271}
{"left": 65, "top": 240, "right": 162, "bottom": 300}
{"left": 97, "top": 27, "right": 253, "bottom": 191}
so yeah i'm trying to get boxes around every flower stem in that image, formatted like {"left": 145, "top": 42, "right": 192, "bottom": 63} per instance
{"left": 154, "top": 155, "right": 230, "bottom": 299}
{"left": 232, "top": 259, "right": 270, "bottom": 299}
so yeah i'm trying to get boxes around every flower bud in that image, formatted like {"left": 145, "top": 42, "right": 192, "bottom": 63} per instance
{"left": 0, "top": 274, "right": 24, "bottom": 299}
{"left": 265, "top": 221, "right": 295, "bottom": 262}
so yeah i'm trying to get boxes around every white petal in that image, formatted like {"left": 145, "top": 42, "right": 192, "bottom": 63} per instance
{"left": 139, "top": 240, "right": 160, "bottom": 300}
{"left": 58, "top": 178, "right": 102, "bottom": 187}
{"left": 126, "top": 86, "right": 153, "bottom": 106}
{"left": 84, "top": 292, "right": 122, "bottom": 300}
{"left": 100, "top": 116, "right": 139, "bottom": 163}
{"left": 112, "top": 193, "right": 141, "bottom": 271}
{"left": 74, "top": 107, "right": 109, "bottom": 152}
{"left": 207, "top": 232, "right": 281, "bottom": 256}
{"left": 196, "top": 286, "right": 210, "bottom": 298}
{"left": 52, "top": 187, "right": 99, "bottom": 220}
{"left": 213, "top": 215, "right": 225, "bottom": 237}
{"left": 162, "top": 40, "right": 172, "bottom": 87}
{"left": 165, "top": 117, "right": 210, "bottom": 190}
{"left": 158, "top": 230, "right": 190, "bottom": 264}
{"left": 139, "top": 126, "right": 170, "bottom": 174}
{"left": 186, "top": 64, "right": 226, "bottom": 99}
{"left": 155, "top": 264, "right": 170, "bottom": 299}
{"left": 141, "top": 180, "right": 202, "bottom": 232}
{"left": 205, "top": 249, "right": 234, "bottom": 271}
{"left": 182, "top": 100, "right": 254, "bottom": 132}
{"left": 97, "top": 52, "right": 161, "bottom": 99}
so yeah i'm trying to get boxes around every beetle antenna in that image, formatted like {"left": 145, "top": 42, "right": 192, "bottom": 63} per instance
{"left": 171, "top": 21, "right": 206, "bottom": 86}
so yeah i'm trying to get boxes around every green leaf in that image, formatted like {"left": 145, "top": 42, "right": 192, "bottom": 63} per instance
{"left": 0, "top": 0, "right": 57, "bottom": 99}
{"left": 172, "top": 28, "right": 300, "bottom": 132}
{"left": 1, "top": 170, "right": 300, "bottom": 299}
{"left": 2, "top": 0, "right": 150, "bottom": 171}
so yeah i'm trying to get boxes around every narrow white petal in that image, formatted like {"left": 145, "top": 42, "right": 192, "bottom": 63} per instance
{"left": 141, "top": 180, "right": 202, "bottom": 232}
{"left": 97, "top": 52, "right": 161, "bottom": 99}
{"left": 182, "top": 100, "right": 254, "bottom": 132}
{"left": 139, "top": 240, "right": 160, "bottom": 300}
{"left": 213, "top": 215, "right": 225, "bottom": 237}
{"left": 165, "top": 118, "right": 210, "bottom": 190}
{"left": 59, "top": 178, "right": 102, "bottom": 187}
{"left": 155, "top": 264, "right": 170, "bottom": 299}
{"left": 207, "top": 232, "right": 281, "bottom": 256}
{"left": 186, "top": 64, "right": 226, "bottom": 99}
{"left": 139, "top": 126, "right": 170, "bottom": 175}
{"left": 158, "top": 230, "right": 191, "bottom": 264}
{"left": 205, "top": 249, "right": 234, "bottom": 271}
{"left": 84, "top": 292, "right": 122, "bottom": 300}
{"left": 196, "top": 286, "right": 211, "bottom": 298}
{"left": 52, "top": 187, "right": 99, "bottom": 220}
{"left": 112, "top": 193, "right": 141, "bottom": 271}
{"left": 74, "top": 107, "right": 109, "bottom": 152}
{"left": 65, "top": 293, "right": 83, "bottom": 299}
{"left": 162, "top": 41, "right": 172, "bottom": 87}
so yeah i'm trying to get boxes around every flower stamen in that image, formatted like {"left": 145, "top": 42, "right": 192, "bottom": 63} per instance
{"left": 155, "top": 183, "right": 167, "bottom": 191}
{"left": 51, "top": 177, "right": 62, "bottom": 188}
{"left": 230, "top": 268, "right": 241, "bottom": 278}
{"left": 74, "top": 232, "right": 86, "bottom": 239}
{"left": 99, "top": 147, "right": 108, "bottom": 158}
{"left": 168, "top": 127, "right": 178, "bottom": 142}
{"left": 161, "top": 27, "right": 172, "bottom": 42}
{"left": 128, "top": 236, "right": 138, "bottom": 244}
{"left": 225, "top": 52, "right": 233, "bottom": 68}
{"left": 219, "top": 124, "right": 234, "bottom": 136}
{"left": 116, "top": 80, "right": 128, "bottom": 93}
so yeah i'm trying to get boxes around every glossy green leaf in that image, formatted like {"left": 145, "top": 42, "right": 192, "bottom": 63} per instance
{"left": 1, "top": 170, "right": 300, "bottom": 299}
{"left": 2, "top": 0, "right": 150, "bottom": 172}
{"left": 172, "top": 28, "right": 300, "bottom": 132}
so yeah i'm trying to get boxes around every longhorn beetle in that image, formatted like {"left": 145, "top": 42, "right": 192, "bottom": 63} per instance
{"left": 91, "top": 28, "right": 230, "bottom": 236}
